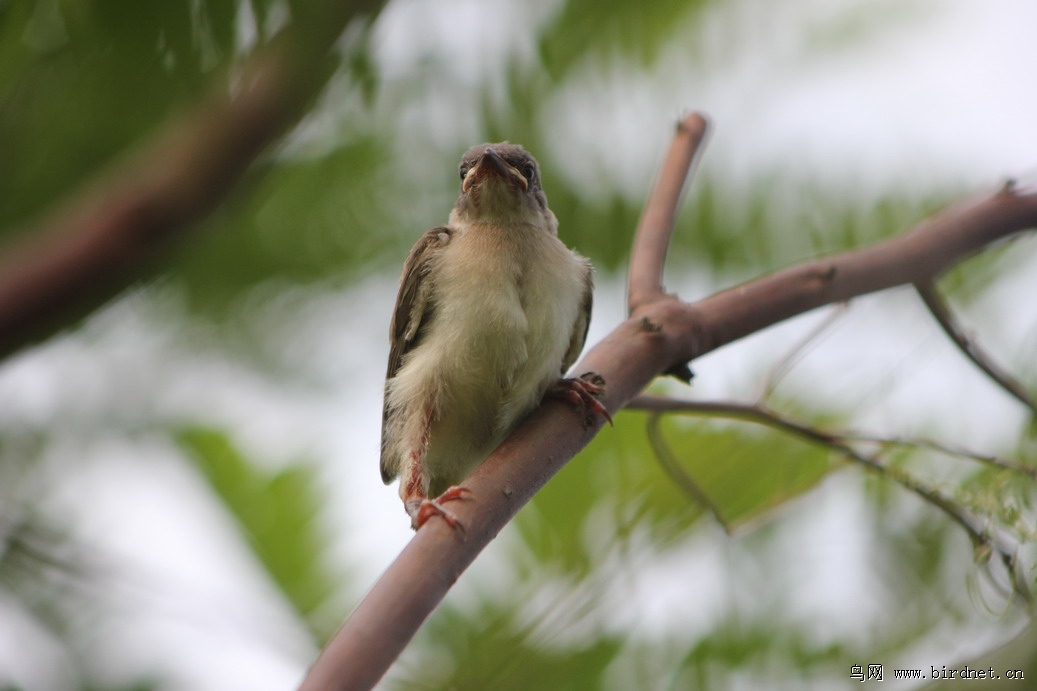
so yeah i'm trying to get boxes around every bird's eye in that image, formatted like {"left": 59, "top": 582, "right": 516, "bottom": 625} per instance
{"left": 459, "top": 165, "right": 468, "bottom": 181}
{"left": 521, "top": 163, "right": 536, "bottom": 183}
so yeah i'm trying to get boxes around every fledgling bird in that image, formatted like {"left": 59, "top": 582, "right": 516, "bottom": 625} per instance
{"left": 380, "top": 142, "right": 610, "bottom": 531}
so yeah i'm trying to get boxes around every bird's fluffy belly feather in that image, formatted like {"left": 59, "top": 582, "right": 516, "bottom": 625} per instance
{"left": 387, "top": 231, "right": 584, "bottom": 491}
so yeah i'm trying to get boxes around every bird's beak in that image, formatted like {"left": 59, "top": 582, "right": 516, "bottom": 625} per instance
{"left": 462, "top": 148, "right": 529, "bottom": 193}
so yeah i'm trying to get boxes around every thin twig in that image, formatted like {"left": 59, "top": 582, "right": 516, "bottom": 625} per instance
{"left": 626, "top": 394, "right": 1027, "bottom": 599}
{"left": 645, "top": 414, "right": 731, "bottom": 532}
{"left": 629, "top": 394, "right": 841, "bottom": 446}
{"left": 632, "top": 394, "right": 1037, "bottom": 480}
{"left": 842, "top": 433, "right": 1037, "bottom": 479}
{"left": 915, "top": 279, "right": 1037, "bottom": 416}
{"left": 758, "top": 303, "right": 848, "bottom": 402}
{"left": 627, "top": 113, "right": 710, "bottom": 314}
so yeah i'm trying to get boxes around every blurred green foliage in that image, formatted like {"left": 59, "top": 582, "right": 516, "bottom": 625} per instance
{"left": 1, "top": 0, "right": 1035, "bottom": 689}
{"left": 398, "top": 600, "right": 624, "bottom": 691}
{"left": 537, "top": 0, "right": 713, "bottom": 78}
{"left": 174, "top": 136, "right": 396, "bottom": 311}
{"left": 0, "top": 0, "right": 959, "bottom": 312}
{"left": 0, "top": 0, "right": 238, "bottom": 231}
{"left": 518, "top": 409, "right": 834, "bottom": 570}
{"left": 651, "top": 415, "right": 834, "bottom": 530}
{"left": 177, "top": 426, "right": 342, "bottom": 640}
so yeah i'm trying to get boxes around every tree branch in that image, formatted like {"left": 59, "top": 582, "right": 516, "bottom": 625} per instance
{"left": 627, "top": 112, "right": 710, "bottom": 314}
{"left": 681, "top": 188, "right": 1037, "bottom": 359}
{"left": 840, "top": 432, "right": 1037, "bottom": 479}
{"left": 634, "top": 387, "right": 1036, "bottom": 479}
{"left": 645, "top": 413, "right": 731, "bottom": 532}
{"left": 0, "top": 0, "right": 386, "bottom": 361}
{"left": 628, "top": 394, "right": 1030, "bottom": 600}
{"left": 915, "top": 279, "right": 1036, "bottom": 415}
{"left": 629, "top": 393, "right": 1036, "bottom": 488}
{"left": 299, "top": 112, "right": 1037, "bottom": 688}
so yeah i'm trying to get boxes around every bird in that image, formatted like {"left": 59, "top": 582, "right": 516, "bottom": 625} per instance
{"left": 380, "top": 142, "right": 610, "bottom": 531}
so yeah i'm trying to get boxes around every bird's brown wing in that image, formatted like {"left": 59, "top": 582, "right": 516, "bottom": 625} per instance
{"left": 380, "top": 227, "right": 454, "bottom": 483}
{"left": 561, "top": 259, "right": 594, "bottom": 375}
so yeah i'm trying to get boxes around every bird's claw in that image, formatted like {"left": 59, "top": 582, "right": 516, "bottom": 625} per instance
{"left": 550, "top": 372, "right": 613, "bottom": 427}
{"left": 410, "top": 485, "right": 471, "bottom": 534}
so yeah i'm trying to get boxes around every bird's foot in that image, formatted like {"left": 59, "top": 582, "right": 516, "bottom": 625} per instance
{"left": 409, "top": 485, "right": 471, "bottom": 533}
{"left": 550, "top": 372, "right": 613, "bottom": 427}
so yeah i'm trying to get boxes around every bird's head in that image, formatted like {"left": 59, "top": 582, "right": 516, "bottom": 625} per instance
{"left": 451, "top": 143, "right": 553, "bottom": 228}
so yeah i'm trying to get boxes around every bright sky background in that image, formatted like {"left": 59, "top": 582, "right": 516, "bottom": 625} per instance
{"left": 1, "top": 0, "right": 1036, "bottom": 688}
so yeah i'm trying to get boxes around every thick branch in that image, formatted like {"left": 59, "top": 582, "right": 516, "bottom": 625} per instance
{"left": 0, "top": 0, "right": 385, "bottom": 360}
{"left": 627, "top": 112, "right": 710, "bottom": 314}
{"left": 684, "top": 189, "right": 1037, "bottom": 357}
{"left": 915, "top": 280, "right": 1036, "bottom": 415}
{"left": 299, "top": 115, "right": 1037, "bottom": 688}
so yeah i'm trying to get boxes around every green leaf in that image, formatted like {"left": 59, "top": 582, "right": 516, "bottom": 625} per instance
{"left": 651, "top": 413, "right": 835, "bottom": 531}
{"left": 176, "top": 426, "right": 342, "bottom": 639}
{"left": 520, "top": 407, "right": 836, "bottom": 573}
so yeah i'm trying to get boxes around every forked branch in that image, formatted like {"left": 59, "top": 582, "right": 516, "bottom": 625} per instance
{"left": 299, "top": 114, "right": 1037, "bottom": 689}
{"left": 629, "top": 392, "right": 1032, "bottom": 600}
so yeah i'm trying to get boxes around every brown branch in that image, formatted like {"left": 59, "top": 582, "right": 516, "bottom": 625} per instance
{"left": 299, "top": 119, "right": 1037, "bottom": 688}
{"left": 0, "top": 0, "right": 386, "bottom": 361}
{"left": 629, "top": 395, "right": 842, "bottom": 444}
{"left": 627, "top": 112, "right": 710, "bottom": 314}
{"left": 679, "top": 187, "right": 1037, "bottom": 360}
{"left": 915, "top": 279, "right": 1037, "bottom": 415}
{"left": 628, "top": 394, "right": 1036, "bottom": 479}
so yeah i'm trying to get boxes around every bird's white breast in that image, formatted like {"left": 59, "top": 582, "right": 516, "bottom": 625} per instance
{"left": 388, "top": 220, "right": 587, "bottom": 485}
